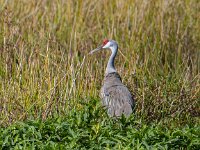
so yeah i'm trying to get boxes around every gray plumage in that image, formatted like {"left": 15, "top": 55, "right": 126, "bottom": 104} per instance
{"left": 100, "top": 72, "right": 134, "bottom": 117}
{"left": 90, "top": 39, "right": 135, "bottom": 117}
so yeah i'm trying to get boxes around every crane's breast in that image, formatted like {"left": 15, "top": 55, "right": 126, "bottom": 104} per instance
{"left": 100, "top": 72, "right": 135, "bottom": 117}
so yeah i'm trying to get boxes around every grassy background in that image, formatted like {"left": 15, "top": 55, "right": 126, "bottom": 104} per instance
{"left": 0, "top": 0, "right": 199, "bottom": 125}
{"left": 0, "top": 0, "right": 200, "bottom": 149}
{"left": 0, "top": 0, "right": 200, "bottom": 137}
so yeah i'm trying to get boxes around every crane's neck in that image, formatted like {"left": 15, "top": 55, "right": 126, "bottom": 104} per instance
{"left": 105, "top": 45, "right": 118, "bottom": 75}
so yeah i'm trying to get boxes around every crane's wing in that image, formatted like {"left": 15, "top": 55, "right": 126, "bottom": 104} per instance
{"left": 100, "top": 84, "right": 135, "bottom": 117}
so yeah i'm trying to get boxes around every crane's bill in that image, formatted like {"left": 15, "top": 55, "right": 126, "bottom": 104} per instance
{"left": 89, "top": 45, "right": 103, "bottom": 54}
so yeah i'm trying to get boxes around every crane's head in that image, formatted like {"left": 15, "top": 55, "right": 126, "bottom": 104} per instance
{"left": 89, "top": 39, "right": 118, "bottom": 54}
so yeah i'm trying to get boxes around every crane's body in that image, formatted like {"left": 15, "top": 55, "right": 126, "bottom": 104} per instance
{"left": 90, "top": 39, "right": 135, "bottom": 117}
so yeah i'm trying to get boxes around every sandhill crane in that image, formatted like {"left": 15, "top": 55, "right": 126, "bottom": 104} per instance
{"left": 89, "top": 39, "right": 135, "bottom": 117}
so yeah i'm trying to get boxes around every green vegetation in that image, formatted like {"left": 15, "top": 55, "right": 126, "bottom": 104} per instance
{"left": 0, "top": 0, "right": 199, "bottom": 149}
{"left": 1, "top": 101, "right": 200, "bottom": 149}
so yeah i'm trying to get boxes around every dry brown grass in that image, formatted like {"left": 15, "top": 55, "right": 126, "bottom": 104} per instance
{"left": 0, "top": 0, "right": 199, "bottom": 125}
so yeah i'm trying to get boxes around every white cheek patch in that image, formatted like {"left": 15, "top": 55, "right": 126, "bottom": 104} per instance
{"left": 102, "top": 42, "right": 110, "bottom": 49}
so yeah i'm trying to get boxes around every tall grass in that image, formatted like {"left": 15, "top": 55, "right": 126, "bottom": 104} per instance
{"left": 0, "top": 0, "right": 199, "bottom": 125}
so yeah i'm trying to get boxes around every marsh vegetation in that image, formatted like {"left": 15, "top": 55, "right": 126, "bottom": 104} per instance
{"left": 0, "top": 0, "right": 199, "bottom": 149}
